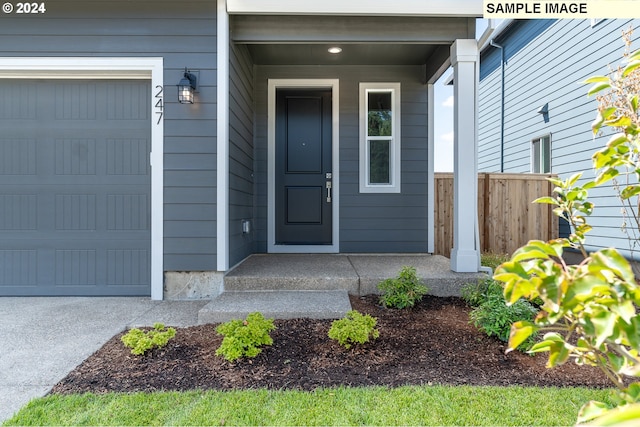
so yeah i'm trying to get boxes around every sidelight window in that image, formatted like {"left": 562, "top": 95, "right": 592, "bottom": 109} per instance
{"left": 359, "top": 82, "right": 401, "bottom": 193}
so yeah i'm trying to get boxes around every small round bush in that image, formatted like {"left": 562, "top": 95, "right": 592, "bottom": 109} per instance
{"left": 377, "top": 266, "right": 428, "bottom": 309}
{"left": 121, "top": 323, "right": 176, "bottom": 356}
{"left": 215, "top": 312, "right": 276, "bottom": 362}
{"left": 328, "top": 310, "right": 379, "bottom": 349}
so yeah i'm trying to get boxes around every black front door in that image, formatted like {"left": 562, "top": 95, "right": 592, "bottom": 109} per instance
{"left": 275, "top": 88, "right": 332, "bottom": 245}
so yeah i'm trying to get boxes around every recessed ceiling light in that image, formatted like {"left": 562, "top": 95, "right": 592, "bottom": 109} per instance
{"left": 328, "top": 47, "right": 342, "bottom": 54}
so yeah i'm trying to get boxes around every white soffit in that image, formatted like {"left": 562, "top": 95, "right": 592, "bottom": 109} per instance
{"left": 227, "top": 0, "right": 483, "bottom": 17}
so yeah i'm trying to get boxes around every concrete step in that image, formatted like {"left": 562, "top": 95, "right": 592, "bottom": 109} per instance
{"left": 198, "top": 290, "right": 352, "bottom": 324}
{"left": 223, "top": 254, "right": 359, "bottom": 293}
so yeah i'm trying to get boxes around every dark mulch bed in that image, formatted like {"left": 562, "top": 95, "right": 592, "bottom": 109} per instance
{"left": 51, "top": 295, "right": 612, "bottom": 394}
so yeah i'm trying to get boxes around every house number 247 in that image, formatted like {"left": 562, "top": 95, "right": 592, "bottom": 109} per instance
{"left": 155, "top": 85, "right": 164, "bottom": 125}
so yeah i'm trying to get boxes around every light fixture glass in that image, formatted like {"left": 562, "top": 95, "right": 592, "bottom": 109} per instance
{"left": 178, "top": 68, "right": 197, "bottom": 104}
{"left": 328, "top": 47, "right": 342, "bottom": 54}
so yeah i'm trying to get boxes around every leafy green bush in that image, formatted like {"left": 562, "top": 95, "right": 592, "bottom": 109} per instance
{"left": 215, "top": 312, "right": 276, "bottom": 362}
{"left": 495, "top": 36, "right": 640, "bottom": 425}
{"left": 121, "top": 323, "right": 176, "bottom": 356}
{"left": 480, "top": 252, "right": 510, "bottom": 271}
{"left": 328, "top": 310, "right": 379, "bottom": 349}
{"left": 467, "top": 280, "right": 538, "bottom": 351}
{"left": 461, "top": 279, "right": 493, "bottom": 308}
{"left": 377, "top": 266, "right": 428, "bottom": 309}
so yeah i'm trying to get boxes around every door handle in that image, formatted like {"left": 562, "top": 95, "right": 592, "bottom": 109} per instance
{"left": 326, "top": 181, "right": 332, "bottom": 203}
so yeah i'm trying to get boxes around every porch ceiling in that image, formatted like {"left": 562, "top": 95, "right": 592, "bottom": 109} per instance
{"left": 232, "top": 14, "right": 473, "bottom": 70}
{"left": 246, "top": 43, "right": 441, "bottom": 66}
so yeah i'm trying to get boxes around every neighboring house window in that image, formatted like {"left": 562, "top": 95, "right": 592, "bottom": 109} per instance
{"left": 359, "top": 82, "right": 401, "bottom": 193}
{"left": 531, "top": 135, "right": 551, "bottom": 173}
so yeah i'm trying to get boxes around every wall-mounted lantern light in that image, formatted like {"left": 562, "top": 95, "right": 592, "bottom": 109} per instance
{"left": 178, "top": 68, "right": 198, "bottom": 104}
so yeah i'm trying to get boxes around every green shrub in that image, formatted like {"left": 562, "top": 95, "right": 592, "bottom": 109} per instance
{"left": 328, "top": 310, "right": 379, "bottom": 349}
{"left": 377, "top": 266, "right": 428, "bottom": 309}
{"left": 215, "top": 312, "right": 276, "bottom": 362}
{"left": 461, "top": 279, "right": 493, "bottom": 308}
{"left": 467, "top": 280, "right": 538, "bottom": 351}
{"left": 121, "top": 323, "right": 176, "bottom": 356}
{"left": 480, "top": 252, "right": 510, "bottom": 270}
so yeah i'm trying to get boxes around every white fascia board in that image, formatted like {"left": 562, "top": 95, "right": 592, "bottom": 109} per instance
{"left": 227, "top": 0, "right": 483, "bottom": 16}
{"left": 0, "top": 57, "right": 161, "bottom": 77}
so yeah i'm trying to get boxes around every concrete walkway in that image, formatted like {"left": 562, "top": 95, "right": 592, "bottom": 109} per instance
{"left": 0, "top": 297, "right": 206, "bottom": 423}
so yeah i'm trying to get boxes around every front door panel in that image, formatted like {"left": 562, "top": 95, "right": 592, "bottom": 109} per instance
{"left": 275, "top": 89, "right": 332, "bottom": 245}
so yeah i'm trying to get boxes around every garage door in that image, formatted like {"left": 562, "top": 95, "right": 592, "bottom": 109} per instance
{"left": 0, "top": 79, "right": 151, "bottom": 296}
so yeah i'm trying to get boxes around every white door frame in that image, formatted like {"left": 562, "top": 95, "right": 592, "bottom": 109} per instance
{"left": 0, "top": 57, "right": 165, "bottom": 299}
{"left": 267, "top": 79, "right": 340, "bottom": 253}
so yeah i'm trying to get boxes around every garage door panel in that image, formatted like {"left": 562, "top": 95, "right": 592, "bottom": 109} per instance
{"left": 0, "top": 194, "right": 38, "bottom": 230}
{"left": 107, "top": 249, "right": 150, "bottom": 286}
{"left": 0, "top": 79, "right": 151, "bottom": 296}
{"left": 0, "top": 250, "right": 38, "bottom": 287}
{"left": 106, "top": 139, "right": 150, "bottom": 176}
{"left": 0, "top": 139, "right": 37, "bottom": 175}
{"left": 55, "top": 249, "right": 98, "bottom": 286}
{"left": 106, "top": 194, "right": 149, "bottom": 230}
{"left": 0, "top": 85, "right": 37, "bottom": 120}
{"left": 54, "top": 139, "right": 97, "bottom": 175}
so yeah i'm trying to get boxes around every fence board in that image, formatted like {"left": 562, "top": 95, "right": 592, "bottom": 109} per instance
{"left": 434, "top": 173, "right": 558, "bottom": 257}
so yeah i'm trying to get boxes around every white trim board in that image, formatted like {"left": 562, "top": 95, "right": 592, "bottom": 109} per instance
{"left": 0, "top": 57, "right": 165, "bottom": 300}
{"left": 267, "top": 79, "right": 340, "bottom": 253}
{"left": 217, "top": 0, "right": 230, "bottom": 271}
{"left": 227, "top": 0, "right": 483, "bottom": 16}
{"left": 358, "top": 82, "right": 401, "bottom": 194}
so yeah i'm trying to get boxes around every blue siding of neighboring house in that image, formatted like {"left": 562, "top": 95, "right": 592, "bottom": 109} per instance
{"left": 480, "top": 20, "right": 556, "bottom": 80}
{"left": 0, "top": 0, "right": 219, "bottom": 271}
{"left": 478, "top": 18, "right": 640, "bottom": 259}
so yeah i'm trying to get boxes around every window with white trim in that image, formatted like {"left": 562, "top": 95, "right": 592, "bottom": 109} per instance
{"left": 359, "top": 82, "right": 401, "bottom": 193}
{"left": 531, "top": 134, "right": 551, "bottom": 173}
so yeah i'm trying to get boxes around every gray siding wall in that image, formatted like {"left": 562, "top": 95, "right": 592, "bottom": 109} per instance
{"left": 0, "top": 0, "right": 219, "bottom": 271}
{"left": 478, "top": 19, "right": 640, "bottom": 258}
{"left": 254, "top": 65, "right": 429, "bottom": 253}
{"left": 229, "top": 43, "right": 255, "bottom": 266}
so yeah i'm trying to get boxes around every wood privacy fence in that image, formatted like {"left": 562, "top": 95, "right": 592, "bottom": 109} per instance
{"left": 434, "top": 173, "right": 558, "bottom": 258}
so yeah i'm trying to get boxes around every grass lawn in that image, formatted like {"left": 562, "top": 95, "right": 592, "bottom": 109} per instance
{"left": 4, "top": 385, "right": 613, "bottom": 426}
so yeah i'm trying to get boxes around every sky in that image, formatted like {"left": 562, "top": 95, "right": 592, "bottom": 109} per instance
{"left": 432, "top": 19, "right": 494, "bottom": 172}
{"left": 433, "top": 74, "right": 454, "bottom": 172}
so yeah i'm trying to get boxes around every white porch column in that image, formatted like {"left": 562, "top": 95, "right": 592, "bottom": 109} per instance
{"left": 450, "top": 39, "right": 480, "bottom": 272}
{"left": 427, "top": 83, "right": 435, "bottom": 254}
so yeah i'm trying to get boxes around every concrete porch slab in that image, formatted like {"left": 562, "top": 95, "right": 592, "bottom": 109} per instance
{"left": 348, "top": 254, "right": 487, "bottom": 296}
{"left": 198, "top": 290, "right": 352, "bottom": 324}
{"left": 223, "top": 253, "right": 487, "bottom": 296}
{"left": 200, "top": 254, "right": 487, "bottom": 323}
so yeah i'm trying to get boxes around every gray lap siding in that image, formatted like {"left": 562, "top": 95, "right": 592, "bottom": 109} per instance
{"left": 0, "top": 0, "right": 219, "bottom": 271}
{"left": 253, "top": 65, "right": 429, "bottom": 253}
